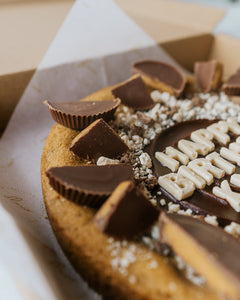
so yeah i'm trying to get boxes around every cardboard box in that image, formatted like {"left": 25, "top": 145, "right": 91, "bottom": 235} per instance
{"left": 0, "top": 0, "right": 74, "bottom": 132}
{"left": 1, "top": 1, "right": 240, "bottom": 299}
{"left": 2, "top": 0, "right": 240, "bottom": 133}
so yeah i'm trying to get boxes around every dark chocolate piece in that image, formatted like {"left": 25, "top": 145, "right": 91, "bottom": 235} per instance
{"left": 147, "top": 119, "right": 240, "bottom": 225}
{"left": 194, "top": 60, "right": 223, "bottom": 93}
{"left": 94, "top": 181, "right": 159, "bottom": 238}
{"left": 70, "top": 118, "right": 128, "bottom": 160}
{"left": 44, "top": 99, "right": 121, "bottom": 130}
{"left": 112, "top": 75, "right": 154, "bottom": 110}
{"left": 46, "top": 164, "right": 134, "bottom": 207}
{"left": 160, "top": 212, "right": 240, "bottom": 298}
{"left": 223, "top": 69, "right": 240, "bottom": 96}
{"left": 133, "top": 60, "right": 186, "bottom": 97}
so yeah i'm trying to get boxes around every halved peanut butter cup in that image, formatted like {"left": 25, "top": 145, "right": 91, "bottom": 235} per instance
{"left": 44, "top": 98, "right": 121, "bottom": 130}
{"left": 194, "top": 60, "right": 223, "bottom": 93}
{"left": 133, "top": 60, "right": 186, "bottom": 97}
{"left": 160, "top": 212, "right": 240, "bottom": 299}
{"left": 94, "top": 181, "right": 159, "bottom": 238}
{"left": 112, "top": 75, "right": 155, "bottom": 110}
{"left": 223, "top": 69, "right": 240, "bottom": 96}
{"left": 70, "top": 118, "right": 128, "bottom": 160}
{"left": 46, "top": 164, "right": 134, "bottom": 207}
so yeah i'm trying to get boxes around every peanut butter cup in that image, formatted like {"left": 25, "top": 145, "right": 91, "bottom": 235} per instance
{"left": 70, "top": 118, "right": 128, "bottom": 160}
{"left": 194, "top": 60, "right": 223, "bottom": 93}
{"left": 133, "top": 60, "right": 186, "bottom": 97}
{"left": 160, "top": 212, "right": 240, "bottom": 299}
{"left": 223, "top": 69, "right": 240, "bottom": 96}
{"left": 46, "top": 164, "right": 134, "bottom": 207}
{"left": 44, "top": 98, "right": 121, "bottom": 130}
{"left": 94, "top": 181, "right": 159, "bottom": 238}
{"left": 112, "top": 75, "right": 155, "bottom": 110}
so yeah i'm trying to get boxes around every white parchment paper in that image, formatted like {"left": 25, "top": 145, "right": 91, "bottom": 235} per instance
{"left": 0, "top": 0, "right": 185, "bottom": 299}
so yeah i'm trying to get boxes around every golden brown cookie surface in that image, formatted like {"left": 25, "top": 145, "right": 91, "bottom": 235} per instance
{"left": 41, "top": 87, "right": 220, "bottom": 300}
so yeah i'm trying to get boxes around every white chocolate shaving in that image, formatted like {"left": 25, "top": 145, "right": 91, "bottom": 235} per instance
{"left": 236, "top": 137, "right": 240, "bottom": 144}
{"left": 155, "top": 152, "right": 179, "bottom": 172}
{"left": 178, "top": 165, "right": 206, "bottom": 189}
{"left": 178, "top": 139, "right": 208, "bottom": 160}
{"left": 188, "top": 158, "right": 225, "bottom": 185}
{"left": 207, "top": 121, "right": 230, "bottom": 145}
{"left": 158, "top": 173, "right": 195, "bottom": 201}
{"left": 191, "top": 129, "right": 214, "bottom": 151}
{"left": 227, "top": 117, "right": 240, "bottom": 135}
{"left": 213, "top": 180, "right": 240, "bottom": 212}
{"left": 97, "top": 156, "right": 119, "bottom": 166}
{"left": 230, "top": 174, "right": 240, "bottom": 188}
{"left": 206, "top": 152, "right": 235, "bottom": 175}
{"left": 220, "top": 147, "right": 240, "bottom": 166}
{"left": 165, "top": 146, "right": 189, "bottom": 165}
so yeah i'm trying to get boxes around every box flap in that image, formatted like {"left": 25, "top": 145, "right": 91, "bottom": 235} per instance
{"left": 115, "top": 0, "right": 225, "bottom": 43}
{"left": 209, "top": 33, "right": 240, "bottom": 78}
{"left": 0, "top": 0, "right": 73, "bottom": 76}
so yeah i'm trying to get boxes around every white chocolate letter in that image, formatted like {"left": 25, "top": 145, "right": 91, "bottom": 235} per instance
{"left": 213, "top": 180, "right": 240, "bottom": 212}
{"left": 207, "top": 121, "right": 230, "bottom": 145}
{"left": 158, "top": 173, "right": 195, "bottom": 200}
{"left": 227, "top": 118, "right": 240, "bottom": 135}
{"left": 178, "top": 139, "right": 208, "bottom": 160}
{"left": 188, "top": 158, "right": 225, "bottom": 185}
{"left": 178, "top": 166, "right": 206, "bottom": 189}
{"left": 191, "top": 129, "right": 214, "bottom": 151}
{"left": 206, "top": 152, "right": 235, "bottom": 175}
{"left": 155, "top": 152, "right": 179, "bottom": 172}
{"left": 165, "top": 146, "right": 189, "bottom": 165}
{"left": 230, "top": 174, "right": 240, "bottom": 188}
{"left": 220, "top": 147, "right": 240, "bottom": 166}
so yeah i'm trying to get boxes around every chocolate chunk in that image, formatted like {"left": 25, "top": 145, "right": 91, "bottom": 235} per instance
{"left": 147, "top": 119, "right": 240, "bottom": 225}
{"left": 46, "top": 164, "right": 134, "bottom": 207}
{"left": 119, "top": 152, "right": 138, "bottom": 165}
{"left": 70, "top": 118, "right": 128, "bottom": 160}
{"left": 194, "top": 60, "right": 223, "bottom": 93}
{"left": 44, "top": 99, "right": 121, "bottom": 130}
{"left": 223, "top": 69, "right": 240, "bottom": 96}
{"left": 112, "top": 75, "right": 155, "bottom": 110}
{"left": 129, "top": 123, "right": 144, "bottom": 137}
{"left": 160, "top": 212, "right": 240, "bottom": 298}
{"left": 136, "top": 111, "right": 152, "bottom": 124}
{"left": 94, "top": 181, "right": 159, "bottom": 238}
{"left": 133, "top": 60, "right": 186, "bottom": 97}
{"left": 145, "top": 176, "right": 158, "bottom": 190}
{"left": 191, "top": 96, "right": 205, "bottom": 108}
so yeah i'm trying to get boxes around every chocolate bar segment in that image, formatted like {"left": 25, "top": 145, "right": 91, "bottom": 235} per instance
{"left": 112, "top": 75, "right": 155, "bottom": 110}
{"left": 46, "top": 164, "right": 134, "bottom": 207}
{"left": 133, "top": 60, "right": 186, "bottom": 97}
{"left": 70, "top": 118, "right": 128, "bottom": 160}
{"left": 94, "top": 181, "right": 159, "bottom": 238}
{"left": 194, "top": 60, "right": 223, "bottom": 93}
{"left": 44, "top": 99, "right": 121, "bottom": 130}
{"left": 160, "top": 212, "right": 240, "bottom": 299}
{"left": 223, "top": 69, "right": 240, "bottom": 96}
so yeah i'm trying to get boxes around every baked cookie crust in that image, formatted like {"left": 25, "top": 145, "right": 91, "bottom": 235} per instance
{"left": 41, "top": 87, "right": 220, "bottom": 300}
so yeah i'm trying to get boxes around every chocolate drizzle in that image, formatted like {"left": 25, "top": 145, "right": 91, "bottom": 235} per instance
{"left": 147, "top": 119, "right": 240, "bottom": 225}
